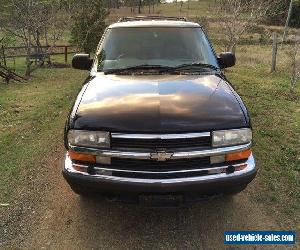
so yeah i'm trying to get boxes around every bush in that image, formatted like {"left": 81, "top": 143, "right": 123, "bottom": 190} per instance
{"left": 290, "top": 1, "right": 300, "bottom": 28}
{"left": 70, "top": 0, "right": 109, "bottom": 54}
{"left": 265, "top": 0, "right": 300, "bottom": 28}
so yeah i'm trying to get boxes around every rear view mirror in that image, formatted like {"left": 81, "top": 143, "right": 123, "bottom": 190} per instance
{"left": 72, "top": 54, "right": 93, "bottom": 70}
{"left": 218, "top": 52, "right": 236, "bottom": 69}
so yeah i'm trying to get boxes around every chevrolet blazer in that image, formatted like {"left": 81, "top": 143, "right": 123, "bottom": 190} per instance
{"left": 63, "top": 16, "right": 257, "bottom": 204}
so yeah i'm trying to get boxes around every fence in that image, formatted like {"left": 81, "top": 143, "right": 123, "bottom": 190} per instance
{"left": 0, "top": 45, "right": 79, "bottom": 66}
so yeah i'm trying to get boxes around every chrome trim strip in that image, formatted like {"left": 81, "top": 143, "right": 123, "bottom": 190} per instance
{"left": 72, "top": 146, "right": 151, "bottom": 159}
{"left": 69, "top": 142, "right": 251, "bottom": 160}
{"left": 111, "top": 132, "right": 210, "bottom": 139}
{"left": 64, "top": 154, "right": 256, "bottom": 184}
{"left": 72, "top": 163, "right": 231, "bottom": 174}
{"left": 172, "top": 143, "right": 251, "bottom": 159}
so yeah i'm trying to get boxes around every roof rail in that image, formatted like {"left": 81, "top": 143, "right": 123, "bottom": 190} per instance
{"left": 118, "top": 16, "right": 187, "bottom": 22}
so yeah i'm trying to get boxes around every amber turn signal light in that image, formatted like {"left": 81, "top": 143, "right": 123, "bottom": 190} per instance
{"left": 226, "top": 149, "right": 252, "bottom": 162}
{"left": 68, "top": 151, "right": 96, "bottom": 163}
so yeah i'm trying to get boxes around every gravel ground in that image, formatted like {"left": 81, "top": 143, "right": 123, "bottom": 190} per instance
{"left": 0, "top": 146, "right": 292, "bottom": 250}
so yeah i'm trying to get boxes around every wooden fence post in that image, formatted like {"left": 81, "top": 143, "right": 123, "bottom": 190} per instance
{"left": 64, "top": 46, "right": 68, "bottom": 64}
{"left": 271, "top": 33, "right": 278, "bottom": 73}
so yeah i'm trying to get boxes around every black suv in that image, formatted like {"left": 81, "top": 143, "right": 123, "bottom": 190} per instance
{"left": 63, "top": 16, "right": 256, "bottom": 203}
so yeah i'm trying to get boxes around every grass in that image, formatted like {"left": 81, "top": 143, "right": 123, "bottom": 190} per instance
{"left": 226, "top": 46, "right": 300, "bottom": 227}
{"left": 0, "top": 68, "right": 86, "bottom": 201}
{"left": 107, "top": 1, "right": 297, "bottom": 48}
{"left": 107, "top": 0, "right": 214, "bottom": 24}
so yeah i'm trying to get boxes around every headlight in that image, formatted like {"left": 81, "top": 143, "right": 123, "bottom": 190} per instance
{"left": 212, "top": 128, "right": 252, "bottom": 147}
{"left": 68, "top": 130, "right": 110, "bottom": 148}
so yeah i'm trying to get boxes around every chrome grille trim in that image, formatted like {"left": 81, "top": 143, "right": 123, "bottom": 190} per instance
{"left": 69, "top": 142, "right": 251, "bottom": 160}
{"left": 64, "top": 154, "right": 256, "bottom": 183}
{"left": 111, "top": 132, "right": 210, "bottom": 140}
{"left": 72, "top": 163, "right": 233, "bottom": 174}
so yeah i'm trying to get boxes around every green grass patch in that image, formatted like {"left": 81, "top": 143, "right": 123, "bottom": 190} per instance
{"left": 227, "top": 48, "right": 300, "bottom": 225}
{"left": 0, "top": 68, "right": 86, "bottom": 201}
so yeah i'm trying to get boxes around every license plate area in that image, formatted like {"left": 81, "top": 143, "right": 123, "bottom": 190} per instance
{"left": 139, "top": 194, "right": 183, "bottom": 207}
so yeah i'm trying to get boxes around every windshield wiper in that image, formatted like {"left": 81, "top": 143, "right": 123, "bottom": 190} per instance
{"left": 104, "top": 64, "right": 173, "bottom": 74}
{"left": 162, "top": 63, "right": 220, "bottom": 73}
{"left": 103, "top": 63, "right": 220, "bottom": 75}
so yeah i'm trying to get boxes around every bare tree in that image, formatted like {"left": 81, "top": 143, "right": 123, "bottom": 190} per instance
{"left": 215, "top": 0, "right": 280, "bottom": 53}
{"left": 180, "top": 1, "right": 183, "bottom": 13}
{"left": 1, "top": 0, "right": 35, "bottom": 76}
{"left": 138, "top": 0, "right": 142, "bottom": 13}
{"left": 147, "top": 0, "right": 151, "bottom": 13}
{"left": 1, "top": 0, "right": 70, "bottom": 76}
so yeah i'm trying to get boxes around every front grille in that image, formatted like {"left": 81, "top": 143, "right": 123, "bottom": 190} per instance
{"left": 111, "top": 134, "right": 211, "bottom": 150}
{"left": 115, "top": 171, "right": 210, "bottom": 179}
{"left": 108, "top": 133, "right": 213, "bottom": 179}
{"left": 111, "top": 157, "right": 211, "bottom": 172}
{"left": 74, "top": 157, "right": 217, "bottom": 179}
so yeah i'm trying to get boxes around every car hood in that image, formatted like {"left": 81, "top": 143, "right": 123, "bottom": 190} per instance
{"left": 72, "top": 74, "right": 247, "bottom": 132}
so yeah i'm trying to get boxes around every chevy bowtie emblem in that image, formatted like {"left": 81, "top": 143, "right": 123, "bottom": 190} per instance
{"left": 150, "top": 151, "right": 173, "bottom": 161}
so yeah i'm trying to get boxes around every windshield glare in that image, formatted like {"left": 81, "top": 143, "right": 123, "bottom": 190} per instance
{"left": 96, "top": 27, "right": 219, "bottom": 71}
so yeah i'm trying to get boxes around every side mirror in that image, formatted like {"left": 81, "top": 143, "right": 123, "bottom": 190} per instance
{"left": 218, "top": 52, "right": 236, "bottom": 69}
{"left": 72, "top": 54, "right": 93, "bottom": 70}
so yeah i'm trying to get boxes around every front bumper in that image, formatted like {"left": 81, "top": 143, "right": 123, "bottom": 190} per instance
{"left": 63, "top": 153, "right": 257, "bottom": 196}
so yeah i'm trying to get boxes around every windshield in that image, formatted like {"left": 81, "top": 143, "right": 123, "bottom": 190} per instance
{"left": 96, "top": 27, "right": 219, "bottom": 72}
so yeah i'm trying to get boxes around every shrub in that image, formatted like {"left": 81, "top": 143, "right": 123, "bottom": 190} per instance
{"left": 265, "top": 0, "right": 300, "bottom": 28}
{"left": 70, "top": 0, "right": 109, "bottom": 54}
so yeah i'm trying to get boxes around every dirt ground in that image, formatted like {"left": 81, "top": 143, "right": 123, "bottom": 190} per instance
{"left": 0, "top": 147, "right": 295, "bottom": 250}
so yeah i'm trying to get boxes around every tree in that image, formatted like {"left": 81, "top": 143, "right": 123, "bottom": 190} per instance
{"left": 70, "top": 0, "right": 108, "bottom": 54}
{"left": 215, "top": 0, "right": 281, "bottom": 53}
{"left": 123, "top": 0, "right": 161, "bottom": 14}
{"left": 0, "top": 0, "right": 71, "bottom": 76}
{"left": 103, "top": 0, "right": 121, "bottom": 9}
{"left": 266, "top": 0, "right": 300, "bottom": 28}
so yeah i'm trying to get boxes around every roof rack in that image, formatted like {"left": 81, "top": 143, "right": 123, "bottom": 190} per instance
{"left": 118, "top": 16, "right": 187, "bottom": 22}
